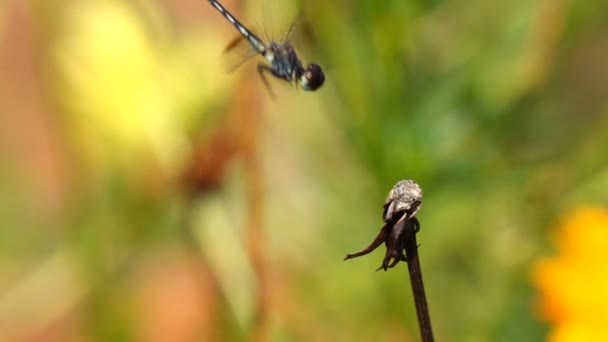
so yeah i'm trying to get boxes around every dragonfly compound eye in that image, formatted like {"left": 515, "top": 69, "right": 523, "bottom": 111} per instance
{"left": 301, "top": 64, "right": 325, "bottom": 91}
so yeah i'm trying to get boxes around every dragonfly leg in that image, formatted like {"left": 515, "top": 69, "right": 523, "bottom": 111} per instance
{"left": 257, "top": 63, "right": 276, "bottom": 99}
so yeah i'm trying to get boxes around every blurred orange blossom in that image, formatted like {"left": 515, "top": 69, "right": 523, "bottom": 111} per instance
{"left": 533, "top": 208, "right": 608, "bottom": 342}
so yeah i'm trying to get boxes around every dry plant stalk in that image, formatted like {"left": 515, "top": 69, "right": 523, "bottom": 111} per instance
{"left": 345, "top": 180, "right": 434, "bottom": 342}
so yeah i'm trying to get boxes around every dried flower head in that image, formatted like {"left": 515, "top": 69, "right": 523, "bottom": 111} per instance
{"left": 383, "top": 180, "right": 423, "bottom": 223}
{"left": 345, "top": 180, "right": 423, "bottom": 271}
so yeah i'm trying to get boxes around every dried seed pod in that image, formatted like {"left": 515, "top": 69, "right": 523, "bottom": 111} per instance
{"left": 345, "top": 179, "right": 424, "bottom": 271}
{"left": 383, "top": 180, "right": 423, "bottom": 224}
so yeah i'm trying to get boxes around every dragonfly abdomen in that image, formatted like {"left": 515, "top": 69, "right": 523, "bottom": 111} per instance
{"left": 208, "top": 0, "right": 266, "bottom": 54}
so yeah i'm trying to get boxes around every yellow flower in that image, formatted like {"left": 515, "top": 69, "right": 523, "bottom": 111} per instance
{"left": 533, "top": 208, "right": 608, "bottom": 342}
{"left": 51, "top": 1, "right": 235, "bottom": 176}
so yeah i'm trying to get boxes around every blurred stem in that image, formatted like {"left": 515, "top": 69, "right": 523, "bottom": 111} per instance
{"left": 515, "top": 0, "right": 568, "bottom": 93}
{"left": 180, "top": 196, "right": 221, "bottom": 341}
{"left": 238, "top": 76, "right": 268, "bottom": 342}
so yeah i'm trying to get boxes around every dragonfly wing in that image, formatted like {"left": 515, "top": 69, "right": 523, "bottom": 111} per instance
{"left": 279, "top": 23, "right": 296, "bottom": 43}
{"left": 221, "top": 34, "right": 260, "bottom": 73}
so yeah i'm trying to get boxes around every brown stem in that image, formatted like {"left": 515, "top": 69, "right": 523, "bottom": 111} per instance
{"left": 179, "top": 196, "right": 221, "bottom": 342}
{"left": 238, "top": 74, "right": 269, "bottom": 342}
{"left": 404, "top": 222, "right": 434, "bottom": 342}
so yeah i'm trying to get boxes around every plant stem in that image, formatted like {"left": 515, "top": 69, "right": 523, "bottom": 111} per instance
{"left": 404, "top": 224, "right": 434, "bottom": 342}
{"left": 239, "top": 73, "right": 269, "bottom": 342}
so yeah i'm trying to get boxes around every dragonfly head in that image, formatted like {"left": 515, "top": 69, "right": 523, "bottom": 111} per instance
{"left": 299, "top": 63, "right": 325, "bottom": 91}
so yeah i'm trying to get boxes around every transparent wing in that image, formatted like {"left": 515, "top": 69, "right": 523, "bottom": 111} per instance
{"left": 221, "top": 34, "right": 260, "bottom": 73}
{"left": 278, "top": 23, "right": 296, "bottom": 43}
{"left": 290, "top": 9, "right": 320, "bottom": 49}
{"left": 274, "top": 6, "right": 319, "bottom": 53}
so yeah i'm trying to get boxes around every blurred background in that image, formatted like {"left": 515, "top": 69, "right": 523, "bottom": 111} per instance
{"left": 1, "top": 0, "right": 608, "bottom": 341}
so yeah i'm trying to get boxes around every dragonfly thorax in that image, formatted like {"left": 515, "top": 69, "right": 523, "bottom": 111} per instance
{"left": 265, "top": 43, "right": 303, "bottom": 82}
{"left": 266, "top": 43, "right": 325, "bottom": 91}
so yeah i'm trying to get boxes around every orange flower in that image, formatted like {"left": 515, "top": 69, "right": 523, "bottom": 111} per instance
{"left": 532, "top": 208, "right": 608, "bottom": 342}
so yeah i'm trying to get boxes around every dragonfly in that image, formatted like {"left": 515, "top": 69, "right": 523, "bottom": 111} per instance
{"left": 207, "top": 0, "right": 325, "bottom": 96}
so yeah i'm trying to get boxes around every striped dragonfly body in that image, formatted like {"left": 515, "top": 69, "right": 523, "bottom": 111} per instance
{"left": 207, "top": 0, "right": 325, "bottom": 96}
